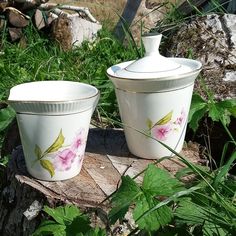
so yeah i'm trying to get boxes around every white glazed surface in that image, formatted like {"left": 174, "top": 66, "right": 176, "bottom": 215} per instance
{"left": 110, "top": 34, "right": 202, "bottom": 80}
{"left": 8, "top": 81, "right": 99, "bottom": 115}
{"left": 8, "top": 81, "right": 99, "bottom": 181}
{"left": 115, "top": 85, "right": 194, "bottom": 159}
{"left": 107, "top": 59, "right": 201, "bottom": 92}
{"left": 17, "top": 109, "right": 92, "bottom": 181}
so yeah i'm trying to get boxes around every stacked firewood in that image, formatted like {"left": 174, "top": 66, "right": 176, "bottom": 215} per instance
{"left": 0, "top": 0, "right": 99, "bottom": 42}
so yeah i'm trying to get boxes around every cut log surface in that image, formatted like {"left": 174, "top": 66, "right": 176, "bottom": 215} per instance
{"left": 0, "top": 128, "right": 203, "bottom": 235}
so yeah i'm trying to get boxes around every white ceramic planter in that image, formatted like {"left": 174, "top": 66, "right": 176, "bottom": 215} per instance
{"left": 107, "top": 34, "right": 202, "bottom": 159}
{"left": 8, "top": 81, "right": 99, "bottom": 181}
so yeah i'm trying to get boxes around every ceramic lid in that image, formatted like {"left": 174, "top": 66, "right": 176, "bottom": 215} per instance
{"left": 112, "top": 33, "right": 200, "bottom": 79}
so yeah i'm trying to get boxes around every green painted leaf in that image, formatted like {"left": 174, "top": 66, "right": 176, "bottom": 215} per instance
{"left": 40, "top": 160, "right": 55, "bottom": 177}
{"left": 44, "top": 129, "right": 65, "bottom": 154}
{"left": 34, "top": 145, "right": 42, "bottom": 160}
{"left": 146, "top": 118, "right": 153, "bottom": 130}
{"left": 156, "top": 111, "right": 173, "bottom": 126}
{"left": 133, "top": 192, "right": 172, "bottom": 231}
{"left": 142, "top": 164, "right": 184, "bottom": 196}
{"left": 109, "top": 176, "right": 141, "bottom": 224}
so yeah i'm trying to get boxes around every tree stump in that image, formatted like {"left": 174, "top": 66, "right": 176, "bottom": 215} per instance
{"left": 0, "top": 128, "right": 204, "bottom": 236}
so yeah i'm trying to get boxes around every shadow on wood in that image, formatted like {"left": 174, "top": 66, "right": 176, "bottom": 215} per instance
{"left": 0, "top": 128, "right": 203, "bottom": 235}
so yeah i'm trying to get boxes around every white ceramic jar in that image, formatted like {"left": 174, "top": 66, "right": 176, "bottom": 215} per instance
{"left": 8, "top": 81, "right": 99, "bottom": 181}
{"left": 107, "top": 34, "right": 202, "bottom": 159}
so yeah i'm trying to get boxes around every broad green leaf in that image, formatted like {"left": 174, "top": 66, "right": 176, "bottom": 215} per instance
{"left": 133, "top": 192, "right": 172, "bottom": 231}
{"left": 34, "top": 145, "right": 42, "bottom": 160}
{"left": 109, "top": 176, "right": 141, "bottom": 224}
{"left": 44, "top": 129, "right": 65, "bottom": 154}
{"left": 217, "top": 99, "right": 236, "bottom": 110}
{"left": 175, "top": 197, "right": 231, "bottom": 229}
{"left": 175, "top": 198, "right": 208, "bottom": 225}
{"left": 84, "top": 227, "right": 106, "bottom": 236}
{"left": 208, "top": 104, "right": 220, "bottom": 122}
{"left": 43, "top": 205, "right": 85, "bottom": 226}
{"left": 65, "top": 215, "right": 91, "bottom": 235}
{"left": 0, "top": 106, "right": 16, "bottom": 132}
{"left": 76, "top": 228, "right": 106, "bottom": 236}
{"left": 142, "top": 164, "right": 184, "bottom": 196}
{"left": 188, "top": 93, "right": 207, "bottom": 122}
{"left": 40, "top": 159, "right": 55, "bottom": 177}
{"left": 208, "top": 99, "right": 236, "bottom": 125}
{"left": 156, "top": 111, "right": 173, "bottom": 125}
{"left": 228, "top": 107, "right": 236, "bottom": 117}
{"left": 203, "top": 222, "right": 228, "bottom": 236}
{"left": 188, "top": 106, "right": 208, "bottom": 132}
{"left": 32, "top": 220, "right": 66, "bottom": 236}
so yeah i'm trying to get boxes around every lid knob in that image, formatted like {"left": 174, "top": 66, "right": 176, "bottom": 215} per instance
{"left": 142, "top": 33, "right": 162, "bottom": 56}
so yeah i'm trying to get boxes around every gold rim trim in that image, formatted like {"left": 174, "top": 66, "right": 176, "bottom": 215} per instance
{"left": 107, "top": 67, "right": 202, "bottom": 81}
{"left": 114, "top": 83, "right": 194, "bottom": 94}
{"left": 107, "top": 58, "right": 202, "bottom": 81}
{"left": 8, "top": 90, "right": 100, "bottom": 105}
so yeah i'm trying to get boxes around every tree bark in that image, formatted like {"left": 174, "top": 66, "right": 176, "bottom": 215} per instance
{"left": 0, "top": 128, "right": 204, "bottom": 236}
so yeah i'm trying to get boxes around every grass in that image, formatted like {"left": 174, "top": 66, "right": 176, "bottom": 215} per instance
{"left": 0, "top": 24, "right": 139, "bottom": 125}
{"left": 0, "top": 1, "right": 236, "bottom": 235}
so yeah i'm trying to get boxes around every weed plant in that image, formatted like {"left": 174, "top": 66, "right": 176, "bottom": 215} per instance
{"left": 0, "top": 23, "right": 138, "bottom": 125}
{"left": 0, "top": 1, "right": 236, "bottom": 235}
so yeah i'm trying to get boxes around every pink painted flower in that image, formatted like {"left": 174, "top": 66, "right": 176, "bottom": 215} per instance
{"left": 152, "top": 124, "right": 172, "bottom": 141}
{"left": 71, "top": 129, "right": 85, "bottom": 152}
{"left": 53, "top": 148, "right": 76, "bottom": 171}
{"left": 174, "top": 109, "right": 186, "bottom": 126}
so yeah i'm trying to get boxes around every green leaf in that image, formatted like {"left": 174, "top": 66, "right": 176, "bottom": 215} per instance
{"left": 73, "top": 227, "right": 106, "bottom": 236}
{"left": 109, "top": 176, "right": 141, "bottom": 224}
{"left": 175, "top": 198, "right": 207, "bottom": 225}
{"left": 44, "top": 129, "right": 65, "bottom": 154}
{"left": 213, "top": 151, "right": 236, "bottom": 188}
{"left": 188, "top": 93, "right": 207, "bottom": 122}
{"left": 217, "top": 99, "right": 236, "bottom": 110}
{"left": 207, "top": 99, "right": 236, "bottom": 126}
{"left": 32, "top": 220, "right": 66, "bottom": 236}
{"left": 133, "top": 192, "right": 172, "bottom": 231}
{"left": 0, "top": 106, "right": 16, "bottom": 132}
{"left": 208, "top": 104, "right": 220, "bottom": 122}
{"left": 34, "top": 145, "right": 42, "bottom": 160}
{"left": 85, "top": 227, "right": 106, "bottom": 236}
{"left": 43, "top": 205, "right": 85, "bottom": 226}
{"left": 65, "top": 215, "right": 91, "bottom": 235}
{"left": 142, "top": 164, "right": 184, "bottom": 196}
{"left": 156, "top": 111, "right": 173, "bottom": 126}
{"left": 146, "top": 118, "right": 153, "bottom": 130}
{"left": 188, "top": 106, "right": 208, "bottom": 132}
{"left": 40, "top": 159, "right": 55, "bottom": 177}
{"left": 39, "top": 205, "right": 92, "bottom": 235}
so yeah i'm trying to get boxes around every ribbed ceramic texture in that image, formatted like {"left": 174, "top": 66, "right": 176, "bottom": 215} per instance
{"left": 8, "top": 98, "right": 99, "bottom": 115}
{"left": 8, "top": 81, "right": 99, "bottom": 115}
